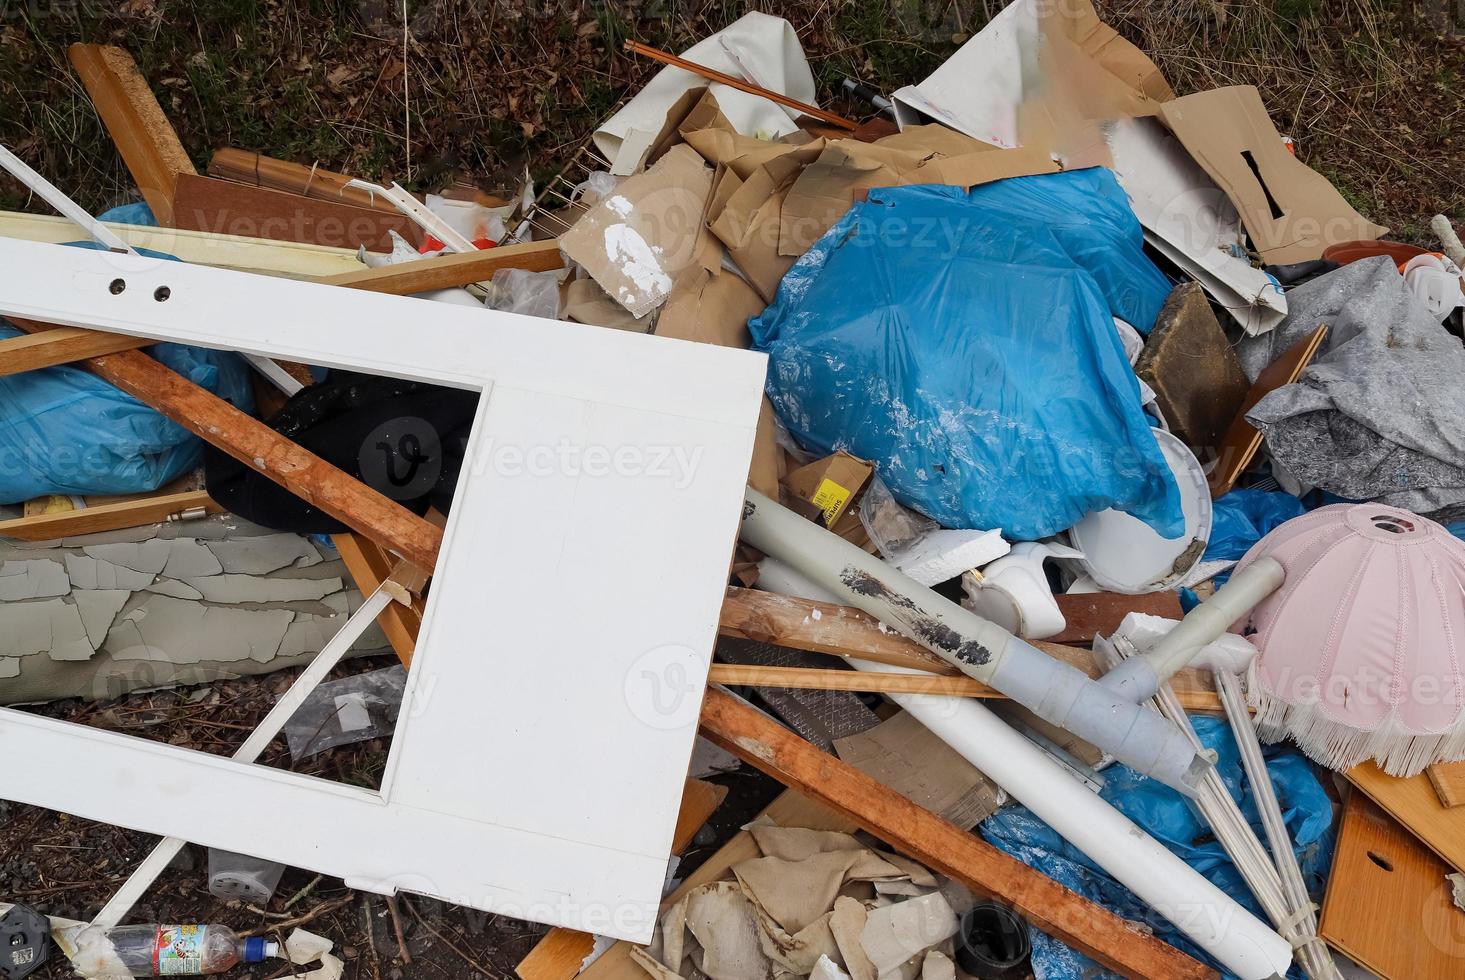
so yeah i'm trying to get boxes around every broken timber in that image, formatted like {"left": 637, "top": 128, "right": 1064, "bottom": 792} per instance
{"left": 0, "top": 324, "right": 153, "bottom": 375}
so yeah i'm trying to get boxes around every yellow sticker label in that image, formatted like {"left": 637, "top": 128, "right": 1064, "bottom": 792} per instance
{"left": 810, "top": 478, "right": 852, "bottom": 525}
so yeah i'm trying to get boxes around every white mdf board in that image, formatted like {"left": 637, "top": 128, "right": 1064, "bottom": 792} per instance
{"left": 0, "top": 238, "right": 767, "bottom": 942}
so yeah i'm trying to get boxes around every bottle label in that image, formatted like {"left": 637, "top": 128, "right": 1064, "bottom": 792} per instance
{"left": 153, "top": 924, "right": 205, "bottom": 975}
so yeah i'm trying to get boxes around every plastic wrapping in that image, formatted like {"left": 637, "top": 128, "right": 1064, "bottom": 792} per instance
{"left": 283, "top": 666, "right": 406, "bottom": 760}
{"left": 748, "top": 174, "right": 1182, "bottom": 541}
{"left": 980, "top": 715, "right": 1333, "bottom": 980}
{"left": 1206, "top": 489, "right": 1308, "bottom": 562}
{"left": 489, "top": 267, "right": 565, "bottom": 320}
{"left": 0, "top": 243, "right": 253, "bottom": 503}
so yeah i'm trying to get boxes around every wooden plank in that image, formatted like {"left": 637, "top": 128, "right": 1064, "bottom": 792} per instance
{"left": 697, "top": 687, "right": 1216, "bottom": 980}
{"left": 1050, "top": 591, "right": 1184, "bottom": 644}
{"left": 1347, "top": 761, "right": 1465, "bottom": 873}
{"left": 1427, "top": 761, "right": 1465, "bottom": 809}
{"left": 0, "top": 211, "right": 366, "bottom": 277}
{"left": 718, "top": 587, "right": 1223, "bottom": 713}
{"left": 0, "top": 324, "right": 151, "bottom": 375}
{"left": 319, "top": 239, "right": 565, "bottom": 294}
{"left": 0, "top": 489, "right": 221, "bottom": 541}
{"left": 1319, "top": 791, "right": 1465, "bottom": 979}
{"left": 6, "top": 316, "right": 443, "bottom": 571}
{"left": 67, "top": 43, "right": 196, "bottom": 226}
{"left": 208, "top": 148, "right": 402, "bottom": 212}
{"left": 1209, "top": 324, "right": 1328, "bottom": 497}
{"left": 332, "top": 531, "right": 425, "bottom": 666}
{"left": 517, "top": 779, "right": 728, "bottom": 980}
{"left": 571, "top": 790, "right": 857, "bottom": 980}
{"left": 171, "top": 173, "right": 420, "bottom": 253}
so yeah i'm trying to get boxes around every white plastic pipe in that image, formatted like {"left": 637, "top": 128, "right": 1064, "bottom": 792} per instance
{"left": 854, "top": 660, "right": 1293, "bottom": 979}
{"left": 742, "top": 490, "right": 1208, "bottom": 795}
{"left": 753, "top": 559, "right": 1292, "bottom": 979}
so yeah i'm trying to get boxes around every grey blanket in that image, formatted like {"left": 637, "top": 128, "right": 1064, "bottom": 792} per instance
{"left": 1240, "top": 256, "right": 1465, "bottom": 519}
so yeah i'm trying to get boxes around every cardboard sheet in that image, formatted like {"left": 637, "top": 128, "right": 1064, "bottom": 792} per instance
{"left": 1157, "top": 86, "right": 1387, "bottom": 265}
{"left": 890, "top": 0, "right": 1169, "bottom": 164}
{"left": 560, "top": 145, "right": 714, "bottom": 317}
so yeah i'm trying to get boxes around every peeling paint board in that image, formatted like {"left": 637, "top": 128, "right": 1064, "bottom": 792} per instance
{"left": 0, "top": 236, "right": 767, "bottom": 943}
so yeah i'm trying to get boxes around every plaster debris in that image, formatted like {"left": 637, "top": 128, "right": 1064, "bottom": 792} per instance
{"left": 207, "top": 534, "right": 323, "bottom": 574}
{"left": 64, "top": 553, "right": 155, "bottom": 590}
{"left": 0, "top": 598, "right": 92, "bottom": 661}
{"left": 0, "top": 559, "right": 71, "bottom": 600}
{"left": 182, "top": 574, "right": 343, "bottom": 604}
{"left": 105, "top": 596, "right": 292, "bottom": 664}
{"left": 0, "top": 657, "right": 20, "bottom": 678}
{"left": 82, "top": 540, "right": 172, "bottom": 574}
{"left": 160, "top": 539, "right": 225, "bottom": 577}
{"left": 146, "top": 578, "right": 206, "bottom": 600}
{"left": 74, "top": 590, "right": 131, "bottom": 648}
{"left": 858, "top": 892, "right": 959, "bottom": 978}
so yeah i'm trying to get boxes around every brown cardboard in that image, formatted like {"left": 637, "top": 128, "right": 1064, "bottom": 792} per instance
{"left": 1058, "top": 0, "right": 1174, "bottom": 103}
{"left": 561, "top": 278, "right": 652, "bottom": 332}
{"left": 873, "top": 124, "right": 994, "bottom": 158}
{"left": 783, "top": 451, "right": 874, "bottom": 528}
{"left": 778, "top": 143, "right": 923, "bottom": 256}
{"left": 683, "top": 128, "right": 826, "bottom": 181}
{"left": 708, "top": 154, "right": 807, "bottom": 303}
{"left": 1158, "top": 87, "right": 1388, "bottom": 265}
{"left": 559, "top": 144, "right": 714, "bottom": 317}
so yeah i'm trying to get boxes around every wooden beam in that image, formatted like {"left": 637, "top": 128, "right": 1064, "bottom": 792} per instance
{"left": 171, "top": 173, "right": 419, "bottom": 253}
{"left": 1051, "top": 590, "right": 1184, "bottom": 644}
{"left": 319, "top": 239, "right": 565, "bottom": 294}
{"left": 0, "top": 489, "right": 221, "bottom": 541}
{"left": 332, "top": 531, "right": 425, "bottom": 666}
{"left": 0, "top": 324, "right": 152, "bottom": 375}
{"left": 208, "top": 148, "right": 403, "bottom": 213}
{"left": 6, "top": 317, "right": 442, "bottom": 570}
{"left": 698, "top": 688, "right": 1216, "bottom": 980}
{"left": 516, "top": 778, "right": 728, "bottom": 980}
{"left": 67, "top": 44, "right": 196, "bottom": 226}
{"left": 718, "top": 587, "right": 1223, "bottom": 712}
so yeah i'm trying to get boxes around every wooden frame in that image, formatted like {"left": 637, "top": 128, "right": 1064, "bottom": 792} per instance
{"left": 0, "top": 237, "right": 766, "bottom": 943}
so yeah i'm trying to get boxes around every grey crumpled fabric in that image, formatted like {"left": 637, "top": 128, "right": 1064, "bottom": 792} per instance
{"left": 1239, "top": 256, "right": 1465, "bottom": 520}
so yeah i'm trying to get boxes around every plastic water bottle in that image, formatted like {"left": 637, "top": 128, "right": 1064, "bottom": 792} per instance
{"left": 105, "top": 924, "right": 278, "bottom": 976}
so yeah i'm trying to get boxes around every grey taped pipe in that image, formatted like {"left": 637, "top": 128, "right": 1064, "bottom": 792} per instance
{"left": 741, "top": 489, "right": 1209, "bottom": 795}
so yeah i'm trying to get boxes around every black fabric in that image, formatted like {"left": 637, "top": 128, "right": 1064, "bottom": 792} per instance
{"left": 204, "top": 372, "right": 479, "bottom": 534}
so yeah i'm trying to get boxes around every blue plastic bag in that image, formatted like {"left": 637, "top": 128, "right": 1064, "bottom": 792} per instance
{"left": 748, "top": 172, "right": 1182, "bottom": 540}
{"left": 1206, "top": 489, "right": 1308, "bottom": 562}
{"left": 980, "top": 716, "right": 1334, "bottom": 980}
{"left": 0, "top": 242, "right": 253, "bottom": 503}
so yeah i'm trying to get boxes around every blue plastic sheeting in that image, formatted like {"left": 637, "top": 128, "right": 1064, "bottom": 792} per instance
{"left": 748, "top": 172, "right": 1182, "bottom": 540}
{"left": 97, "top": 202, "right": 158, "bottom": 227}
{"left": 981, "top": 715, "right": 1334, "bottom": 980}
{"left": 1206, "top": 489, "right": 1308, "bottom": 562}
{"left": 0, "top": 242, "right": 253, "bottom": 503}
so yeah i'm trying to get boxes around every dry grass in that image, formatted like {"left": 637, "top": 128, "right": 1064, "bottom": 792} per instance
{"left": 3, "top": 1, "right": 1456, "bottom": 239}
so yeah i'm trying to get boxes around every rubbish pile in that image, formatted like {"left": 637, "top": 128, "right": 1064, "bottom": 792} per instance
{"left": 2, "top": 3, "right": 1464, "bottom": 980}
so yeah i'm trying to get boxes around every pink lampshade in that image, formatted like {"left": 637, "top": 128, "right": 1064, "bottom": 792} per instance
{"left": 1234, "top": 503, "right": 1465, "bottom": 776}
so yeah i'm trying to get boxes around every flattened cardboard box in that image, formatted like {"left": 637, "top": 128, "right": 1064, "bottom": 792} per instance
{"left": 1158, "top": 86, "right": 1387, "bottom": 265}
{"left": 560, "top": 144, "right": 714, "bottom": 317}
{"left": 783, "top": 451, "right": 874, "bottom": 527}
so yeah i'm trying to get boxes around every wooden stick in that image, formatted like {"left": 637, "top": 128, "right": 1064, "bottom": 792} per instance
{"left": 0, "top": 325, "right": 152, "bottom": 376}
{"left": 710, "top": 663, "right": 990, "bottom": 696}
{"left": 67, "top": 44, "right": 197, "bottom": 227}
{"left": 319, "top": 239, "right": 565, "bottom": 294}
{"left": 0, "top": 489, "right": 221, "bottom": 541}
{"left": 5, "top": 316, "right": 442, "bottom": 570}
{"left": 623, "top": 40, "right": 858, "bottom": 131}
{"left": 698, "top": 688, "right": 1216, "bottom": 980}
